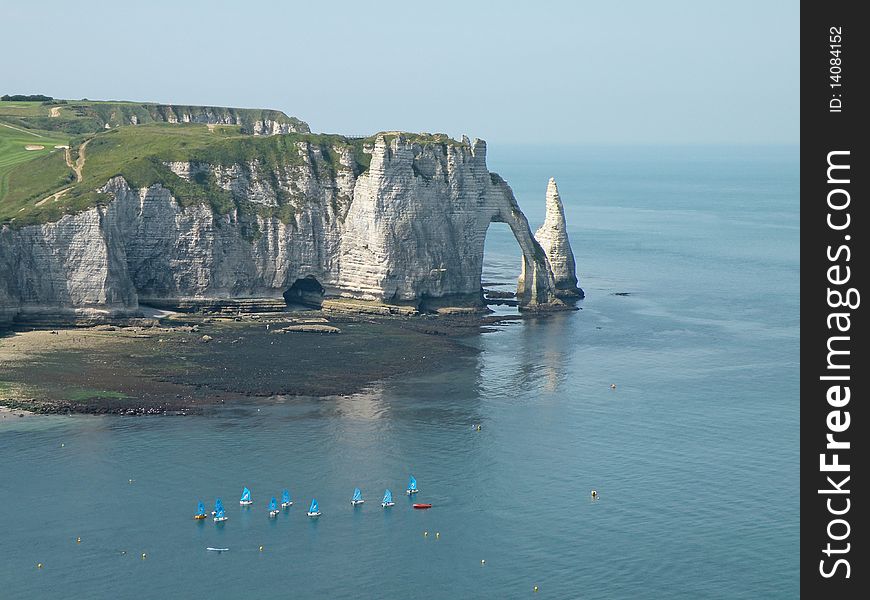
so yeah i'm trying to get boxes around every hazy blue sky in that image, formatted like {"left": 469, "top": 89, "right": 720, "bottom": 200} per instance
{"left": 1, "top": 0, "right": 799, "bottom": 144}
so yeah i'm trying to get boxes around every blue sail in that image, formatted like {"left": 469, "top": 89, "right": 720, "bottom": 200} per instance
{"left": 282, "top": 489, "right": 291, "bottom": 505}
{"left": 309, "top": 498, "right": 319, "bottom": 513}
{"left": 383, "top": 489, "right": 393, "bottom": 504}
{"left": 408, "top": 475, "right": 417, "bottom": 491}
{"left": 197, "top": 501, "right": 206, "bottom": 516}
{"left": 240, "top": 487, "right": 252, "bottom": 502}
{"left": 215, "top": 498, "right": 224, "bottom": 513}
{"left": 269, "top": 497, "right": 278, "bottom": 512}
{"left": 352, "top": 488, "right": 362, "bottom": 502}
{"left": 215, "top": 507, "right": 225, "bottom": 519}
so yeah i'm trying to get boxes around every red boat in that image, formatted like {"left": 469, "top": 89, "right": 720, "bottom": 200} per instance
{"left": 413, "top": 503, "right": 432, "bottom": 509}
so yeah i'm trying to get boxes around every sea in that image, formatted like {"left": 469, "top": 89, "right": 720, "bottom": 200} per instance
{"left": 0, "top": 144, "right": 799, "bottom": 599}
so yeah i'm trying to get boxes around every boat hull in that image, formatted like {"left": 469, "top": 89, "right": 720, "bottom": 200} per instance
{"left": 307, "top": 512, "right": 322, "bottom": 517}
{"left": 382, "top": 502, "right": 395, "bottom": 507}
{"left": 214, "top": 517, "right": 228, "bottom": 523}
{"left": 413, "top": 504, "right": 432, "bottom": 509}
{"left": 240, "top": 501, "right": 253, "bottom": 506}
{"left": 269, "top": 511, "right": 279, "bottom": 518}
{"left": 351, "top": 500, "right": 365, "bottom": 505}
{"left": 194, "top": 515, "right": 207, "bottom": 520}
{"left": 281, "top": 502, "right": 292, "bottom": 508}
{"left": 406, "top": 489, "right": 419, "bottom": 495}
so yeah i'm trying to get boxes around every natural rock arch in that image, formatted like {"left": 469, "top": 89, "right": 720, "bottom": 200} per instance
{"left": 338, "top": 136, "right": 565, "bottom": 310}
{"left": 486, "top": 176, "right": 560, "bottom": 307}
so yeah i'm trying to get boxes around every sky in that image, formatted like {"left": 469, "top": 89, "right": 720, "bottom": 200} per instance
{"left": 0, "top": 0, "right": 799, "bottom": 145}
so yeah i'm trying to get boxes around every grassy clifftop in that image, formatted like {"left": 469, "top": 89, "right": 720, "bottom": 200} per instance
{"left": 0, "top": 122, "right": 376, "bottom": 228}
{"left": 1, "top": 98, "right": 469, "bottom": 229}
{"left": 0, "top": 98, "right": 324, "bottom": 227}
{"left": 0, "top": 99, "right": 308, "bottom": 136}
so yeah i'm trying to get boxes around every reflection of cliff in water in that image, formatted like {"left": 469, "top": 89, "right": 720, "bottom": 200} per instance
{"left": 472, "top": 311, "right": 579, "bottom": 400}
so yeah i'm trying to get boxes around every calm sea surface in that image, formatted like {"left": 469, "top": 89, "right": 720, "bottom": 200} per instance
{"left": 0, "top": 145, "right": 799, "bottom": 599}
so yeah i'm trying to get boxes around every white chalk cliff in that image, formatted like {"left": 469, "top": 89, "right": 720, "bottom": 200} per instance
{"left": 0, "top": 135, "right": 582, "bottom": 323}
{"left": 531, "top": 178, "right": 582, "bottom": 298}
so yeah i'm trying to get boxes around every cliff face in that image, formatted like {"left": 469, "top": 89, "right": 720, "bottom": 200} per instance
{"left": 140, "top": 104, "right": 309, "bottom": 135}
{"left": 0, "top": 101, "right": 309, "bottom": 137}
{"left": 0, "top": 136, "right": 581, "bottom": 323}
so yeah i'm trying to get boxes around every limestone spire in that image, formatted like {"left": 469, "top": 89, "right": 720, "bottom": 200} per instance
{"left": 534, "top": 178, "right": 583, "bottom": 298}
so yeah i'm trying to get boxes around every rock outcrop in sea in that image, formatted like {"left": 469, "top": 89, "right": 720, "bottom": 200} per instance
{"left": 531, "top": 178, "right": 583, "bottom": 299}
{"left": 0, "top": 135, "right": 583, "bottom": 323}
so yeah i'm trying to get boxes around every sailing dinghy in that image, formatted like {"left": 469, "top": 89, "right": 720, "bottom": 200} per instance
{"left": 269, "top": 496, "right": 280, "bottom": 518}
{"left": 351, "top": 488, "right": 365, "bottom": 506}
{"left": 382, "top": 489, "right": 395, "bottom": 508}
{"left": 406, "top": 475, "right": 419, "bottom": 495}
{"left": 281, "top": 489, "right": 293, "bottom": 508}
{"left": 194, "top": 501, "right": 208, "bottom": 520}
{"left": 240, "top": 487, "right": 253, "bottom": 506}
{"left": 307, "top": 498, "right": 322, "bottom": 517}
{"left": 214, "top": 498, "right": 228, "bottom": 523}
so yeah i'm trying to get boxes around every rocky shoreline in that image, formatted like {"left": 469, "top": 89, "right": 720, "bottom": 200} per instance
{"left": 0, "top": 308, "right": 540, "bottom": 416}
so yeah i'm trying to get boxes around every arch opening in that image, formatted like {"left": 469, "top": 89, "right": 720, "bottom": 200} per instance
{"left": 481, "top": 221, "right": 523, "bottom": 314}
{"left": 283, "top": 276, "right": 324, "bottom": 309}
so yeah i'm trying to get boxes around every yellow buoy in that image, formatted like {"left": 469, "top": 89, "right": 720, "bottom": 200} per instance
{"left": 435, "top": 532, "right": 440, "bottom": 539}
{"left": 424, "top": 531, "right": 428, "bottom": 537}
{"left": 259, "top": 546, "right": 264, "bottom": 552}
{"left": 534, "top": 585, "right": 539, "bottom": 592}
{"left": 76, "top": 537, "right": 81, "bottom": 544}
{"left": 37, "top": 563, "right": 44, "bottom": 569}
{"left": 591, "top": 490, "right": 598, "bottom": 499}
{"left": 61, "top": 443, "right": 65, "bottom": 447}
{"left": 128, "top": 479, "right": 134, "bottom": 484}
{"left": 141, "top": 553, "right": 147, "bottom": 560}
{"left": 481, "top": 559, "right": 486, "bottom": 565}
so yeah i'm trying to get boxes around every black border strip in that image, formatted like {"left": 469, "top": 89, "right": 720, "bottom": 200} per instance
{"left": 802, "top": 2, "right": 866, "bottom": 595}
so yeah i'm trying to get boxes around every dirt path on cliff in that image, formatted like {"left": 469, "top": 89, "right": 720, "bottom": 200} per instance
{"left": 34, "top": 139, "right": 90, "bottom": 206}
{"left": 61, "top": 138, "right": 89, "bottom": 182}
{"left": 49, "top": 106, "right": 61, "bottom": 117}
{"left": 72, "top": 138, "right": 89, "bottom": 182}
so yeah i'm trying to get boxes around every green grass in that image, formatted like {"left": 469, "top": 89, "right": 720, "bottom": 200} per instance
{"left": 0, "top": 122, "right": 70, "bottom": 202}
{"left": 1, "top": 122, "right": 375, "bottom": 227}
{"left": 0, "top": 100, "right": 60, "bottom": 117}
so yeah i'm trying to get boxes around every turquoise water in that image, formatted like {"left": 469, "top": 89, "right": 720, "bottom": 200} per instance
{"left": 0, "top": 145, "right": 799, "bottom": 598}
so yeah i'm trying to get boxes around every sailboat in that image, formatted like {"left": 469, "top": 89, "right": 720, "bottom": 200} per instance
{"left": 194, "top": 501, "right": 208, "bottom": 520}
{"left": 240, "top": 487, "right": 253, "bottom": 506}
{"left": 213, "top": 498, "right": 228, "bottom": 523}
{"left": 307, "top": 498, "right": 321, "bottom": 517}
{"left": 351, "top": 487, "right": 365, "bottom": 506}
{"left": 268, "top": 497, "right": 280, "bottom": 518}
{"left": 406, "top": 475, "right": 419, "bottom": 495}
{"left": 281, "top": 489, "right": 293, "bottom": 508}
{"left": 382, "top": 489, "right": 395, "bottom": 508}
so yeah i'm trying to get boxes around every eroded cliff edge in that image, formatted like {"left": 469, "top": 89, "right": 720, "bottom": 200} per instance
{"left": 0, "top": 134, "right": 582, "bottom": 323}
